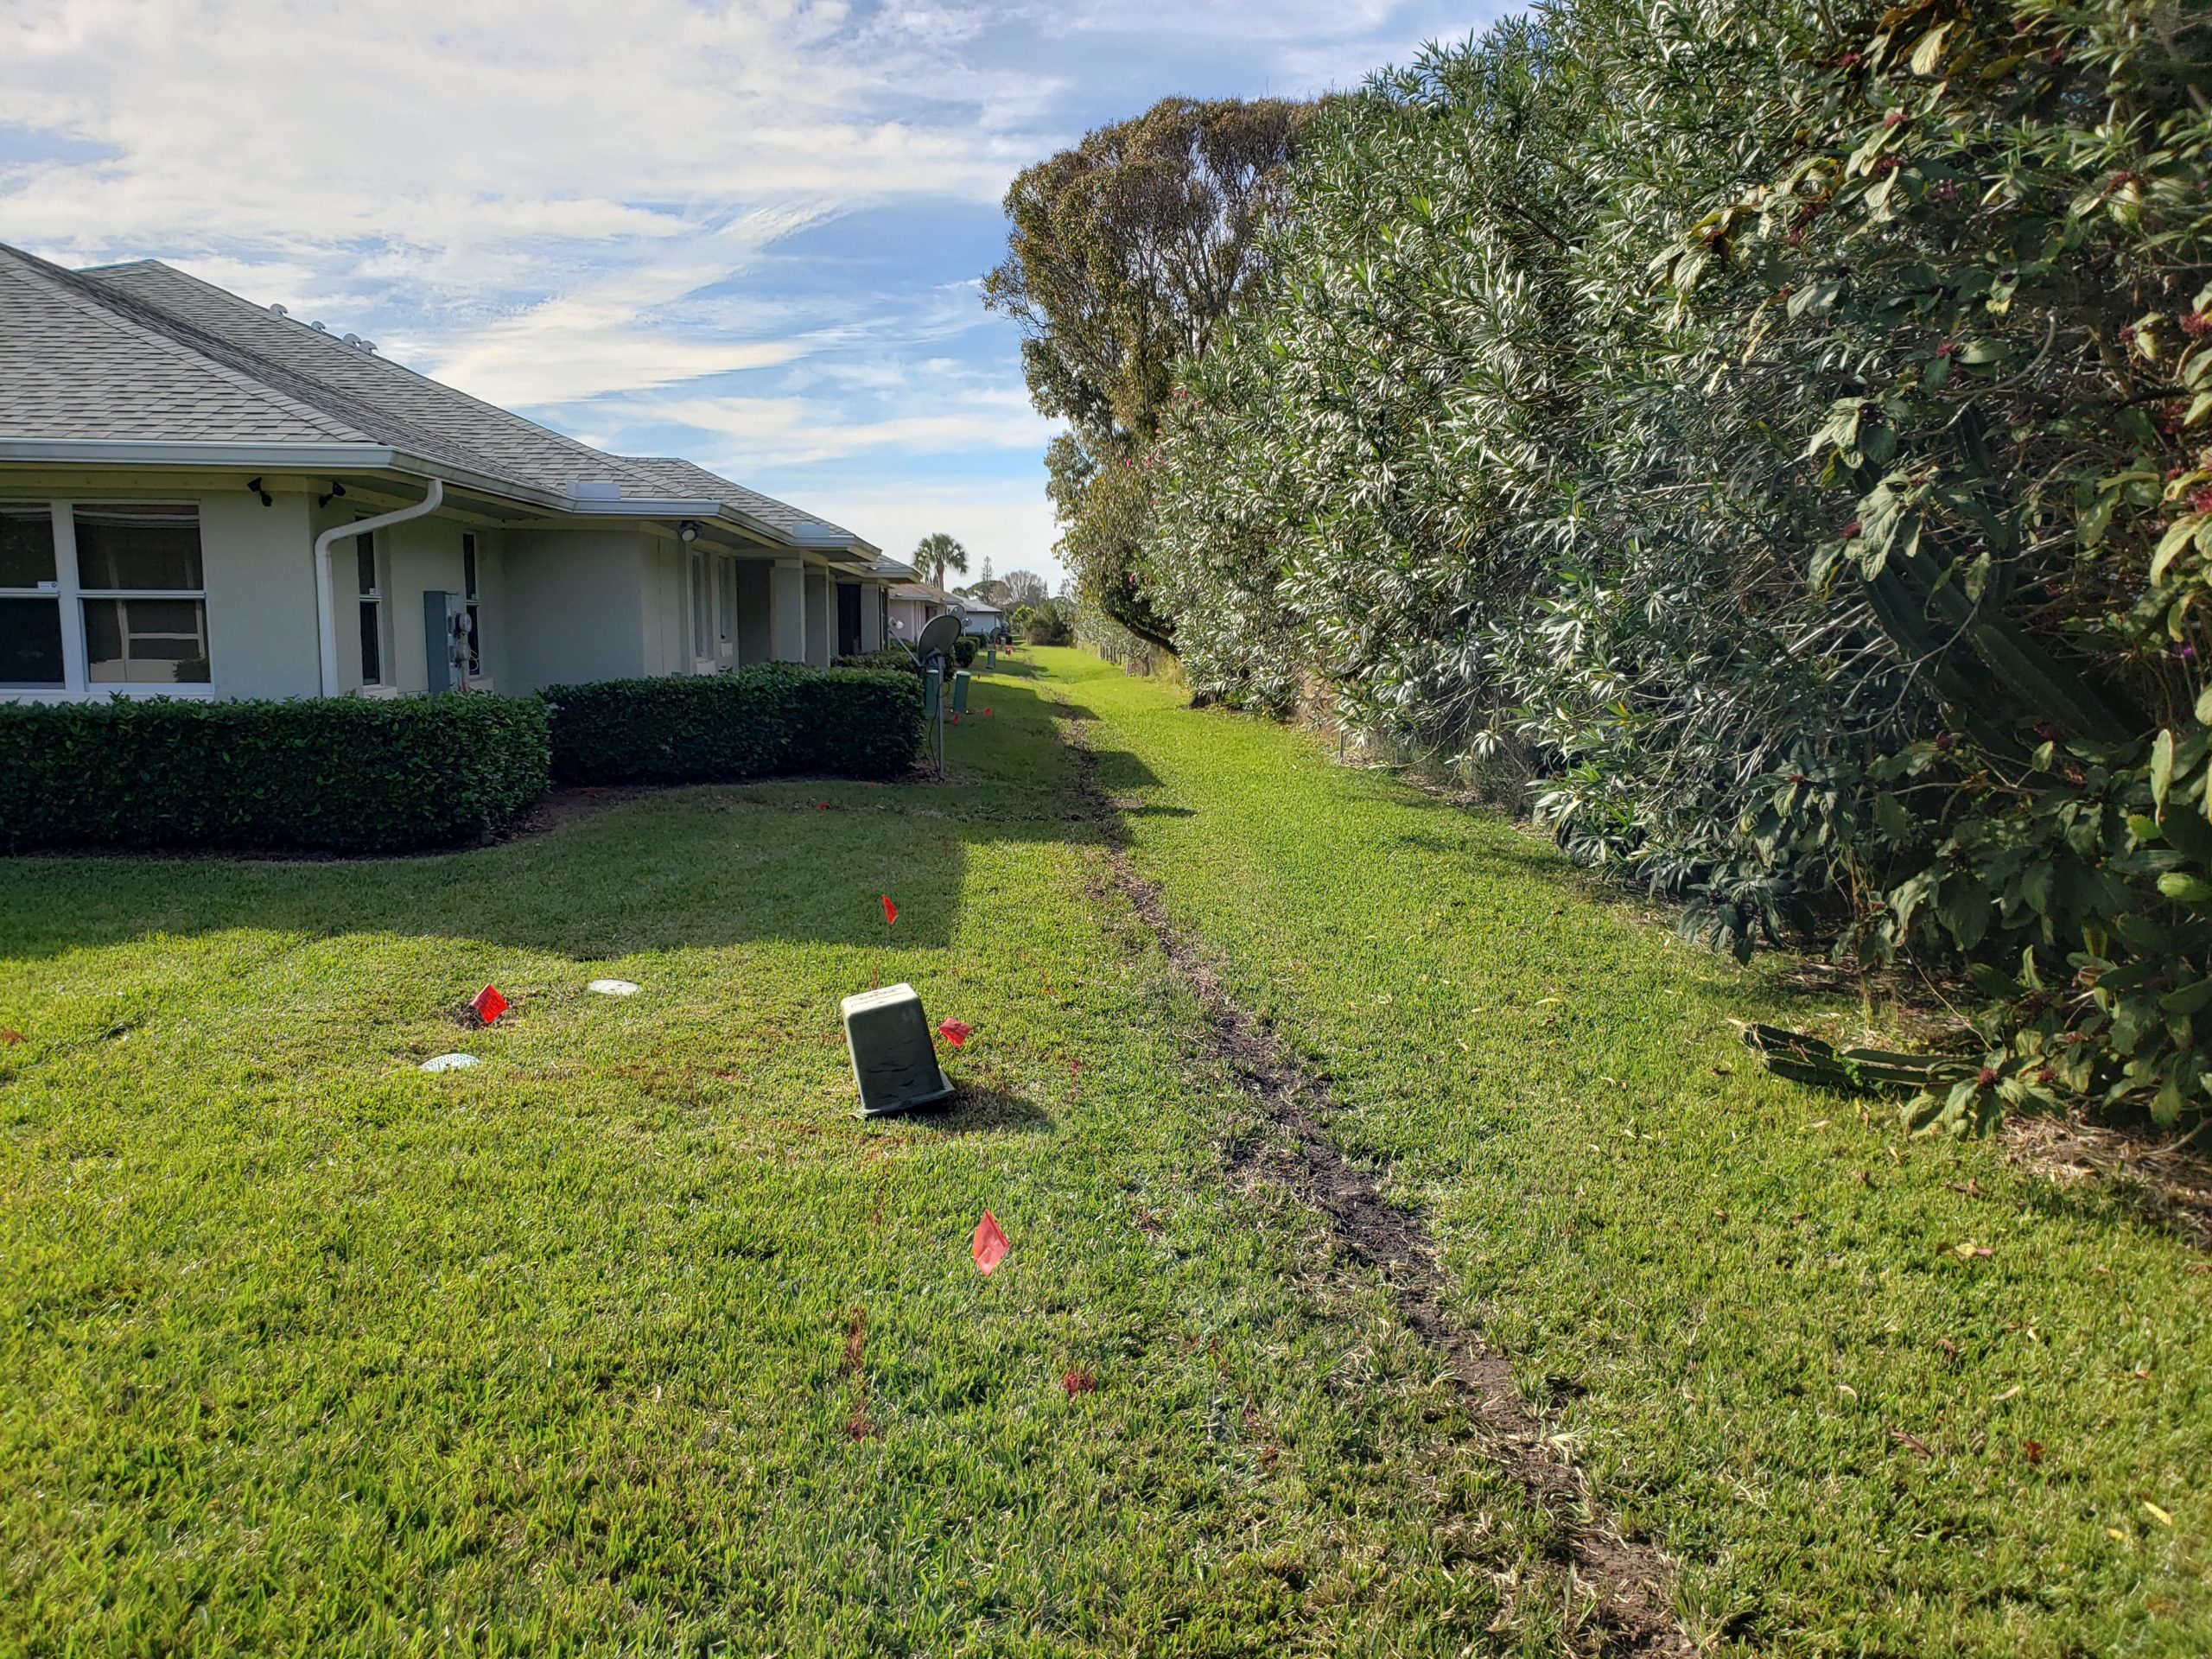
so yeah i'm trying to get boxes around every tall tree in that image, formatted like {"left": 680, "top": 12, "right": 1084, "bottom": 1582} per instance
{"left": 911, "top": 531, "right": 969, "bottom": 587}
{"left": 986, "top": 95, "right": 1316, "bottom": 649}
{"left": 1001, "top": 569, "right": 1049, "bottom": 609}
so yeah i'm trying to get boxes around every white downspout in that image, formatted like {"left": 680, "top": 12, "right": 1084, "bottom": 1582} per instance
{"left": 313, "top": 479, "right": 445, "bottom": 696}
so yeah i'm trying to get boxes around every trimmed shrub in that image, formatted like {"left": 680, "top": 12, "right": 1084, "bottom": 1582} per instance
{"left": 832, "top": 648, "right": 921, "bottom": 674}
{"left": 0, "top": 693, "right": 550, "bottom": 854}
{"left": 951, "top": 634, "right": 980, "bottom": 668}
{"left": 543, "top": 663, "right": 924, "bottom": 785}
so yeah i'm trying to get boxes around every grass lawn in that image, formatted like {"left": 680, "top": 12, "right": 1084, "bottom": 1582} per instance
{"left": 1043, "top": 647, "right": 2210, "bottom": 1656}
{"left": 0, "top": 671, "right": 1574, "bottom": 1657}
{"left": 1, "top": 647, "right": 2205, "bottom": 1656}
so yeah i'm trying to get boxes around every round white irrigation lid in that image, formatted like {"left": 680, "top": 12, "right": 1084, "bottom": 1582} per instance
{"left": 588, "top": 979, "right": 640, "bottom": 996}
{"left": 420, "top": 1052, "right": 480, "bottom": 1072}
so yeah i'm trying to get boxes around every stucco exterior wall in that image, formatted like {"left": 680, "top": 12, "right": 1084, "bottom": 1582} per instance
{"left": 1, "top": 472, "right": 859, "bottom": 702}
{"left": 197, "top": 490, "right": 320, "bottom": 699}
{"left": 804, "top": 569, "right": 830, "bottom": 667}
{"left": 499, "top": 528, "right": 652, "bottom": 692}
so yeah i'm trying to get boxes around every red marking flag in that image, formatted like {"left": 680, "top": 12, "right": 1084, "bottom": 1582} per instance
{"left": 815, "top": 801, "right": 830, "bottom": 811}
{"left": 938, "top": 1017, "right": 972, "bottom": 1049}
{"left": 972, "top": 1210, "right": 1009, "bottom": 1274}
{"left": 983, "top": 708, "right": 992, "bottom": 717}
{"left": 880, "top": 894, "right": 898, "bottom": 927}
{"left": 472, "top": 984, "right": 508, "bottom": 1025}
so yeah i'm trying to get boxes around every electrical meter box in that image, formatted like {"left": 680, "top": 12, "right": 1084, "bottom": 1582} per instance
{"left": 950, "top": 670, "right": 970, "bottom": 714}
{"left": 839, "top": 982, "right": 956, "bottom": 1117}
{"left": 423, "top": 590, "right": 470, "bottom": 694}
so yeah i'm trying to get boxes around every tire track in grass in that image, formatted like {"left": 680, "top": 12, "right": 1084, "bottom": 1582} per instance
{"left": 1061, "top": 704, "right": 1689, "bottom": 1657}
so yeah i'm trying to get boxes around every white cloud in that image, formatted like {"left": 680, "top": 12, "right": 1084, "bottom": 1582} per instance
{"left": 3, "top": 0, "right": 1496, "bottom": 582}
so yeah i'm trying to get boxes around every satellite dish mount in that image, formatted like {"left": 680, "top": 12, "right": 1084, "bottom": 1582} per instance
{"left": 913, "top": 613, "right": 963, "bottom": 779}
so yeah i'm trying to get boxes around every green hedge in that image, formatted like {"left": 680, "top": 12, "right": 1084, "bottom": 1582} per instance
{"left": 543, "top": 663, "right": 924, "bottom": 785}
{"left": 0, "top": 694, "right": 550, "bottom": 855}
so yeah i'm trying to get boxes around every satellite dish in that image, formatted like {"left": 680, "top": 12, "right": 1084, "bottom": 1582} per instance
{"left": 915, "top": 613, "right": 962, "bottom": 662}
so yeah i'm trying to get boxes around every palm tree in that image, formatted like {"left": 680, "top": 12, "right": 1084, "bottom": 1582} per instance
{"left": 912, "top": 532, "right": 969, "bottom": 587}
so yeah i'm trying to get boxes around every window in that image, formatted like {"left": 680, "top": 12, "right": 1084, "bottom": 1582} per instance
{"left": 461, "top": 533, "right": 482, "bottom": 677}
{"left": 716, "top": 557, "right": 738, "bottom": 664}
{"left": 76, "top": 505, "right": 209, "bottom": 684}
{"left": 0, "top": 506, "right": 65, "bottom": 688}
{"left": 356, "top": 529, "right": 384, "bottom": 686}
{"left": 690, "top": 550, "right": 712, "bottom": 663}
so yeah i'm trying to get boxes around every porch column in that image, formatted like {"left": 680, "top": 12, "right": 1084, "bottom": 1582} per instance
{"left": 769, "top": 558, "right": 807, "bottom": 663}
{"left": 860, "top": 584, "right": 884, "bottom": 652}
{"left": 804, "top": 569, "right": 830, "bottom": 667}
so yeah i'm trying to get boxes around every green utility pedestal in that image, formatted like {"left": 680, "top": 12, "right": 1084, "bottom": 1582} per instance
{"left": 951, "top": 671, "right": 971, "bottom": 714}
{"left": 840, "top": 982, "right": 956, "bottom": 1116}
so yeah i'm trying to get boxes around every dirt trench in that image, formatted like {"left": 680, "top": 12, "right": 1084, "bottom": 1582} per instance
{"left": 1062, "top": 708, "right": 1690, "bottom": 1656}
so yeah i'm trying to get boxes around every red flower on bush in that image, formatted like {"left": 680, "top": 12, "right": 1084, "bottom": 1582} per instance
{"left": 2182, "top": 312, "right": 2212, "bottom": 340}
{"left": 1976, "top": 1067, "right": 1999, "bottom": 1086}
{"left": 1840, "top": 520, "right": 1862, "bottom": 539}
{"left": 1883, "top": 109, "right": 1907, "bottom": 128}
{"left": 1871, "top": 156, "right": 1899, "bottom": 177}
{"left": 1936, "top": 340, "right": 1958, "bottom": 359}
{"left": 2192, "top": 488, "right": 2212, "bottom": 514}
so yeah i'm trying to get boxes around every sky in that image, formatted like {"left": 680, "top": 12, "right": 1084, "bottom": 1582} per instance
{"left": 0, "top": 0, "right": 1501, "bottom": 586}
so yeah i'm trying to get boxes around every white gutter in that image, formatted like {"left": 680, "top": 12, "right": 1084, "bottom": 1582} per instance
{"left": 313, "top": 479, "right": 444, "bottom": 696}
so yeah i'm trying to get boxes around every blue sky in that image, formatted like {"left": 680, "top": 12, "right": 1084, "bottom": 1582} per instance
{"left": 1, "top": 0, "right": 1502, "bottom": 583}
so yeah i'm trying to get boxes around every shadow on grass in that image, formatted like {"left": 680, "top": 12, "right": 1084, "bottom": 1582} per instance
{"left": 0, "top": 677, "right": 1154, "bottom": 964}
{"left": 913, "top": 1085, "right": 1053, "bottom": 1136}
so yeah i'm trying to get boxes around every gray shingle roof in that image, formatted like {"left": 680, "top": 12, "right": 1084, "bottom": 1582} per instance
{"left": 0, "top": 249, "right": 367, "bottom": 443}
{"left": 0, "top": 243, "right": 868, "bottom": 553}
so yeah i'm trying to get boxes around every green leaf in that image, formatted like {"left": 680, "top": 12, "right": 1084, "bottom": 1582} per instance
{"left": 2077, "top": 490, "right": 2116, "bottom": 549}
{"left": 2157, "top": 872, "right": 2212, "bottom": 905}
{"left": 2151, "top": 728, "right": 2176, "bottom": 810}
{"left": 1909, "top": 22, "right": 1951, "bottom": 76}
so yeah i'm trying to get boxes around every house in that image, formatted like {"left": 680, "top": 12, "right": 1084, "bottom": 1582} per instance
{"left": 887, "top": 581, "right": 963, "bottom": 644}
{"left": 0, "top": 242, "right": 908, "bottom": 703}
{"left": 955, "top": 599, "right": 1004, "bottom": 639}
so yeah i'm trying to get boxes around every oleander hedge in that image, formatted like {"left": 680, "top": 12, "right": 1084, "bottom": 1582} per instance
{"left": 0, "top": 694, "right": 551, "bottom": 855}
{"left": 543, "top": 663, "right": 925, "bottom": 785}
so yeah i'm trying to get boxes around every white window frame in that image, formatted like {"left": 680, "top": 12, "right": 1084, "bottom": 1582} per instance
{"left": 353, "top": 524, "right": 389, "bottom": 690}
{"left": 715, "top": 556, "right": 739, "bottom": 667}
{"left": 461, "top": 531, "right": 491, "bottom": 687}
{"left": 2, "top": 499, "right": 220, "bottom": 701}
{"left": 690, "top": 548, "right": 715, "bottom": 672}
{"left": 0, "top": 502, "right": 71, "bottom": 692}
